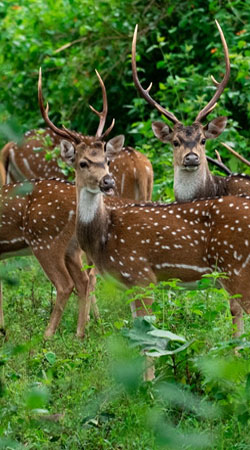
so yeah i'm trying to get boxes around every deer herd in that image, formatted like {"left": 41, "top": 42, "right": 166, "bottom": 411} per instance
{"left": 0, "top": 21, "right": 249, "bottom": 380}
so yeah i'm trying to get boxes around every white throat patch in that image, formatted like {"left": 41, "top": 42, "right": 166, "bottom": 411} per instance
{"left": 174, "top": 166, "right": 207, "bottom": 202}
{"left": 78, "top": 188, "right": 102, "bottom": 223}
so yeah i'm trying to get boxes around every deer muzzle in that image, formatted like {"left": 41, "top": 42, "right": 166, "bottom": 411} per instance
{"left": 183, "top": 152, "right": 200, "bottom": 171}
{"left": 99, "top": 174, "right": 115, "bottom": 196}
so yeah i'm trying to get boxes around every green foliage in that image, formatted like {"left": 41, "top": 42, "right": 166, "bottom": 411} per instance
{"left": 122, "top": 315, "right": 191, "bottom": 357}
{"left": 0, "top": 1, "right": 250, "bottom": 448}
{"left": 1, "top": 263, "right": 250, "bottom": 447}
{"left": 0, "top": 0, "right": 249, "bottom": 199}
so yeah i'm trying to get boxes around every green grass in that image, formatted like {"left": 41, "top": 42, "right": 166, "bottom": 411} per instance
{"left": 1, "top": 257, "right": 250, "bottom": 449}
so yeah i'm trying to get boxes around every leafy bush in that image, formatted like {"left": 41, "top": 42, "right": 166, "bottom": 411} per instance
{"left": 0, "top": 0, "right": 249, "bottom": 185}
{"left": 0, "top": 1, "right": 250, "bottom": 448}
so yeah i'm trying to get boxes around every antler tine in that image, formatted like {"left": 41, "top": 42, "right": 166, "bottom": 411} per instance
{"left": 101, "top": 118, "right": 115, "bottom": 139}
{"left": 62, "top": 125, "right": 82, "bottom": 143}
{"left": 132, "top": 25, "right": 180, "bottom": 125}
{"left": 38, "top": 68, "right": 80, "bottom": 142}
{"left": 207, "top": 154, "right": 232, "bottom": 175}
{"left": 89, "top": 69, "right": 115, "bottom": 140}
{"left": 211, "top": 74, "right": 220, "bottom": 87}
{"left": 221, "top": 142, "right": 250, "bottom": 167}
{"left": 196, "top": 20, "right": 230, "bottom": 122}
{"left": 215, "top": 149, "right": 222, "bottom": 162}
{"left": 89, "top": 69, "right": 108, "bottom": 138}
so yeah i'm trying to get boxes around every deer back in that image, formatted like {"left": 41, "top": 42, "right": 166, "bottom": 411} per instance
{"left": 76, "top": 193, "right": 250, "bottom": 306}
{"left": 0, "top": 179, "right": 76, "bottom": 259}
{"left": 1, "top": 130, "right": 153, "bottom": 201}
{"left": 215, "top": 173, "right": 250, "bottom": 196}
{"left": 1, "top": 129, "right": 63, "bottom": 183}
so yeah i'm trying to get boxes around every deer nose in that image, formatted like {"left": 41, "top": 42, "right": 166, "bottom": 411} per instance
{"left": 183, "top": 152, "right": 200, "bottom": 167}
{"left": 99, "top": 175, "right": 115, "bottom": 195}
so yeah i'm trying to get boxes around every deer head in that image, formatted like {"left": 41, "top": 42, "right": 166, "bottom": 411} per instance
{"left": 132, "top": 21, "right": 230, "bottom": 173}
{"left": 60, "top": 135, "right": 124, "bottom": 195}
{"left": 38, "top": 67, "right": 126, "bottom": 194}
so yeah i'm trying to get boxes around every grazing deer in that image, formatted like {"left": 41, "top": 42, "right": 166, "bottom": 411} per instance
{"left": 132, "top": 22, "right": 250, "bottom": 337}
{"left": 1, "top": 72, "right": 153, "bottom": 202}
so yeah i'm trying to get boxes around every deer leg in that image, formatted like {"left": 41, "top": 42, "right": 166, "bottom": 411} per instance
{"left": 33, "top": 251, "right": 75, "bottom": 338}
{"left": 0, "top": 282, "right": 4, "bottom": 331}
{"left": 65, "top": 248, "right": 90, "bottom": 338}
{"left": 45, "top": 276, "right": 74, "bottom": 338}
{"left": 131, "top": 296, "right": 155, "bottom": 381}
{"left": 88, "top": 267, "right": 100, "bottom": 320}
{"left": 129, "top": 272, "right": 156, "bottom": 381}
{"left": 221, "top": 277, "right": 247, "bottom": 339}
{"left": 132, "top": 297, "right": 155, "bottom": 382}
{"left": 230, "top": 298, "right": 244, "bottom": 338}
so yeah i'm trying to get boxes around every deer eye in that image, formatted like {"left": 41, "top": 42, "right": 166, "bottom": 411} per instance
{"left": 173, "top": 140, "right": 179, "bottom": 147}
{"left": 107, "top": 160, "right": 111, "bottom": 167}
{"left": 201, "top": 138, "right": 206, "bottom": 145}
{"left": 79, "top": 161, "right": 88, "bottom": 169}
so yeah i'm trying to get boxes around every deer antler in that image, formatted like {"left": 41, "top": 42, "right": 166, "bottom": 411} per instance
{"left": 38, "top": 68, "right": 82, "bottom": 144}
{"left": 207, "top": 152, "right": 232, "bottom": 175}
{"left": 221, "top": 142, "right": 250, "bottom": 167}
{"left": 89, "top": 69, "right": 115, "bottom": 139}
{"left": 132, "top": 25, "right": 180, "bottom": 125}
{"left": 196, "top": 20, "right": 230, "bottom": 122}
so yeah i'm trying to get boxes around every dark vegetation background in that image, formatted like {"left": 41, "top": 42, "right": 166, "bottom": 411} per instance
{"left": 0, "top": 0, "right": 249, "bottom": 199}
{"left": 0, "top": 1, "right": 250, "bottom": 449}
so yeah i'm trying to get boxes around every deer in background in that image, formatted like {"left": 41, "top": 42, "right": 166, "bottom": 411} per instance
{"left": 1, "top": 71, "right": 153, "bottom": 202}
{"left": 0, "top": 178, "right": 91, "bottom": 338}
{"left": 132, "top": 21, "right": 250, "bottom": 337}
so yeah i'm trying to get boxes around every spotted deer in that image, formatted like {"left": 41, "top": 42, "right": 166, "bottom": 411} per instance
{"left": 0, "top": 147, "right": 130, "bottom": 338}
{"left": 1, "top": 71, "right": 153, "bottom": 202}
{"left": 0, "top": 70, "right": 153, "bottom": 337}
{"left": 55, "top": 130, "right": 250, "bottom": 379}
{"left": 39, "top": 67, "right": 250, "bottom": 379}
{"left": 37, "top": 67, "right": 153, "bottom": 321}
{"left": 132, "top": 21, "right": 250, "bottom": 337}
{"left": 0, "top": 178, "right": 91, "bottom": 338}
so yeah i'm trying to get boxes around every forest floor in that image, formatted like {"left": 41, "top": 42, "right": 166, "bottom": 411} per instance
{"left": 1, "top": 256, "right": 250, "bottom": 449}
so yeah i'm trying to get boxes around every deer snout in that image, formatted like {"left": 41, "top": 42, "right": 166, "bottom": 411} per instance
{"left": 99, "top": 175, "right": 115, "bottom": 196}
{"left": 183, "top": 152, "right": 200, "bottom": 170}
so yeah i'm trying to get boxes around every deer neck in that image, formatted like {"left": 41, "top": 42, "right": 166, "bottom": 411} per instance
{"left": 76, "top": 187, "right": 104, "bottom": 224}
{"left": 174, "top": 163, "right": 215, "bottom": 202}
{"left": 76, "top": 187, "right": 109, "bottom": 269}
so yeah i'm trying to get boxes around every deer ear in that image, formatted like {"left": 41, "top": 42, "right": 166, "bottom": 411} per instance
{"left": 60, "top": 140, "right": 76, "bottom": 166}
{"left": 204, "top": 116, "right": 227, "bottom": 139}
{"left": 106, "top": 135, "right": 125, "bottom": 160}
{"left": 152, "top": 121, "right": 173, "bottom": 143}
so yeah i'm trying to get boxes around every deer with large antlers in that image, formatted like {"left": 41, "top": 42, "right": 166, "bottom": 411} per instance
{"left": 1, "top": 71, "right": 153, "bottom": 202}
{"left": 132, "top": 21, "right": 250, "bottom": 202}
{"left": 0, "top": 70, "right": 153, "bottom": 337}
{"left": 132, "top": 21, "right": 250, "bottom": 337}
